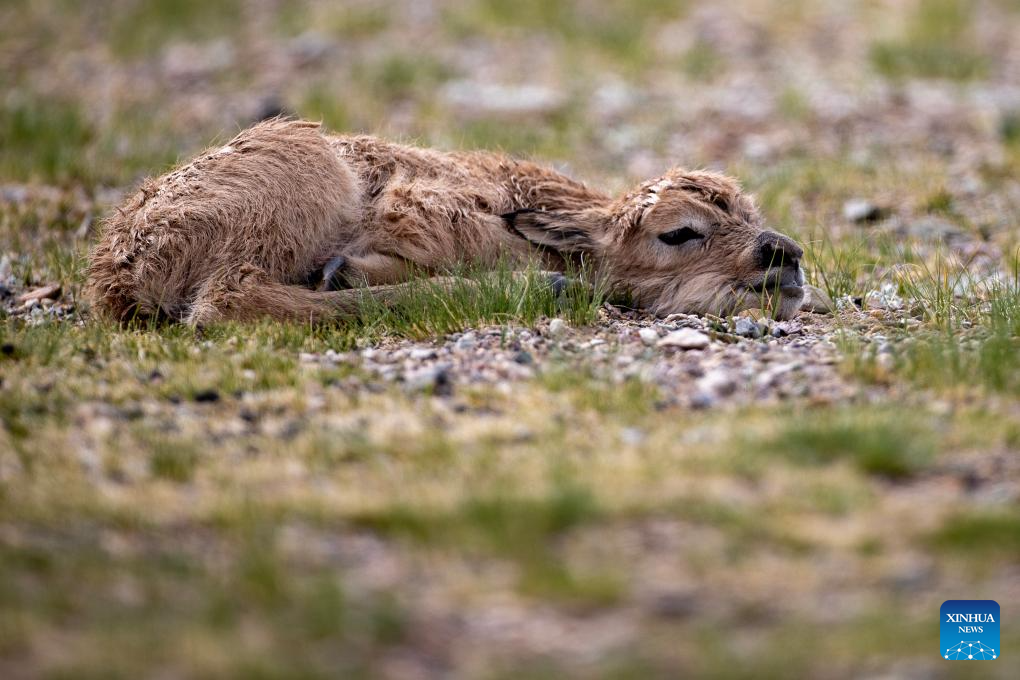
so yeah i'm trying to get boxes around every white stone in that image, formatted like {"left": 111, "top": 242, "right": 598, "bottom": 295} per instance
{"left": 410, "top": 347, "right": 438, "bottom": 360}
{"left": 800, "top": 285, "right": 835, "bottom": 314}
{"left": 657, "top": 328, "right": 710, "bottom": 350}
{"left": 638, "top": 328, "right": 659, "bottom": 346}
{"left": 696, "top": 369, "right": 738, "bottom": 397}
{"left": 842, "top": 199, "right": 883, "bottom": 223}
{"left": 454, "top": 333, "right": 477, "bottom": 351}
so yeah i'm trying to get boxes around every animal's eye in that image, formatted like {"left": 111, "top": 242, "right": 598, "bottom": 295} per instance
{"left": 658, "top": 227, "right": 704, "bottom": 246}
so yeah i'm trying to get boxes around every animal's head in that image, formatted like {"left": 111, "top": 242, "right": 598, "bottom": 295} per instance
{"left": 504, "top": 169, "right": 805, "bottom": 319}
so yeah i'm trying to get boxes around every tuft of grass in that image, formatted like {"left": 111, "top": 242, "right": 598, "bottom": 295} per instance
{"left": 847, "top": 258, "right": 1020, "bottom": 396}
{"left": 353, "top": 53, "right": 451, "bottom": 104}
{"left": 540, "top": 368, "right": 661, "bottom": 420}
{"left": 0, "top": 97, "right": 93, "bottom": 183}
{"left": 757, "top": 409, "right": 936, "bottom": 479}
{"left": 353, "top": 484, "right": 620, "bottom": 605}
{"left": 109, "top": 0, "right": 242, "bottom": 58}
{"left": 348, "top": 260, "right": 609, "bottom": 341}
{"left": 299, "top": 85, "right": 351, "bottom": 132}
{"left": 148, "top": 437, "right": 201, "bottom": 483}
{"left": 679, "top": 41, "right": 726, "bottom": 82}
{"left": 1003, "top": 111, "right": 1020, "bottom": 147}
{"left": 443, "top": 0, "right": 686, "bottom": 69}
{"left": 670, "top": 498, "right": 813, "bottom": 554}
{"left": 928, "top": 512, "right": 1020, "bottom": 560}
{"left": 892, "top": 253, "right": 973, "bottom": 328}
{"left": 870, "top": 0, "right": 988, "bottom": 80}
{"left": 874, "top": 331, "right": 1020, "bottom": 396}
{"left": 802, "top": 233, "right": 875, "bottom": 301}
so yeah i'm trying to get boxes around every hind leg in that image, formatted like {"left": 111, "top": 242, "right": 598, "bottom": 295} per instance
{"left": 186, "top": 264, "right": 345, "bottom": 325}
{"left": 185, "top": 265, "right": 479, "bottom": 325}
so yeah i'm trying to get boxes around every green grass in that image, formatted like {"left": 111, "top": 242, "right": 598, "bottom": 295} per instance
{"left": 928, "top": 511, "right": 1020, "bottom": 560}
{"left": 443, "top": 0, "right": 687, "bottom": 70}
{"left": 147, "top": 435, "right": 202, "bottom": 483}
{"left": 0, "top": 97, "right": 93, "bottom": 184}
{"left": 352, "top": 484, "right": 624, "bottom": 606}
{"left": 870, "top": 0, "right": 988, "bottom": 80}
{"left": 540, "top": 368, "right": 662, "bottom": 420}
{"left": 353, "top": 53, "right": 451, "bottom": 104}
{"left": 348, "top": 261, "right": 609, "bottom": 339}
{"left": 0, "top": 96, "right": 186, "bottom": 186}
{"left": 756, "top": 408, "right": 936, "bottom": 479}
{"left": 842, "top": 256, "right": 1020, "bottom": 396}
{"left": 801, "top": 233, "right": 874, "bottom": 301}
{"left": 109, "top": 0, "right": 242, "bottom": 58}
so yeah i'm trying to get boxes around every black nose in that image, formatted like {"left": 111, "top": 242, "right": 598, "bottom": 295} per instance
{"left": 757, "top": 232, "right": 803, "bottom": 270}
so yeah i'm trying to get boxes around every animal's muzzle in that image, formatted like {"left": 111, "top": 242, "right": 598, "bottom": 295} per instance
{"left": 756, "top": 231, "right": 803, "bottom": 271}
{"left": 746, "top": 231, "right": 805, "bottom": 295}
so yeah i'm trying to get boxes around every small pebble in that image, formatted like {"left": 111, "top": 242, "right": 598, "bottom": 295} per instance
{"left": 410, "top": 347, "right": 438, "bottom": 360}
{"left": 455, "top": 333, "right": 477, "bottom": 351}
{"left": 547, "top": 318, "right": 567, "bottom": 337}
{"left": 657, "top": 328, "right": 710, "bottom": 350}
{"left": 800, "top": 285, "right": 835, "bottom": 314}
{"left": 696, "top": 369, "right": 737, "bottom": 398}
{"left": 193, "top": 389, "right": 221, "bottom": 403}
{"left": 771, "top": 321, "right": 803, "bottom": 337}
{"left": 842, "top": 199, "right": 886, "bottom": 223}
{"left": 734, "top": 317, "right": 762, "bottom": 338}
{"left": 638, "top": 328, "right": 659, "bottom": 346}
{"left": 404, "top": 364, "right": 452, "bottom": 394}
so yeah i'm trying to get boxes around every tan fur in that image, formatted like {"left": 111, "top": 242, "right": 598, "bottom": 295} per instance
{"left": 86, "top": 118, "right": 805, "bottom": 324}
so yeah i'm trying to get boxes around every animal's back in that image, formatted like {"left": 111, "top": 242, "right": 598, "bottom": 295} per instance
{"left": 86, "top": 119, "right": 361, "bottom": 321}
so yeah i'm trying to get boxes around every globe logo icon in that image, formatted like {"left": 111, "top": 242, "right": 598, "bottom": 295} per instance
{"left": 944, "top": 641, "right": 997, "bottom": 660}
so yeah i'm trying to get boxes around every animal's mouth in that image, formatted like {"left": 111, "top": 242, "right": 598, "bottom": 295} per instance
{"left": 746, "top": 282, "right": 804, "bottom": 297}
{"left": 744, "top": 266, "right": 805, "bottom": 298}
{"left": 731, "top": 268, "right": 806, "bottom": 320}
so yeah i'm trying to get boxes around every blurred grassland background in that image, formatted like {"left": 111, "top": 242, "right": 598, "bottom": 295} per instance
{"left": 2, "top": 1, "right": 1020, "bottom": 678}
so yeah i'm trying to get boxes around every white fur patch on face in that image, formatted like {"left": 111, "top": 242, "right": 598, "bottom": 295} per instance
{"left": 640, "top": 178, "right": 674, "bottom": 219}
{"left": 214, "top": 145, "right": 234, "bottom": 156}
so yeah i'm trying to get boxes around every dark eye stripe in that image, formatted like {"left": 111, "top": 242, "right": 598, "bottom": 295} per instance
{"left": 658, "top": 227, "right": 705, "bottom": 246}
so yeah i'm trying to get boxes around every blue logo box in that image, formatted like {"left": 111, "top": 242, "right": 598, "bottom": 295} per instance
{"left": 941, "top": 600, "right": 1000, "bottom": 660}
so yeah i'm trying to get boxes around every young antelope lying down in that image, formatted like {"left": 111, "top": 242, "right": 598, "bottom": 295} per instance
{"left": 86, "top": 118, "right": 805, "bottom": 324}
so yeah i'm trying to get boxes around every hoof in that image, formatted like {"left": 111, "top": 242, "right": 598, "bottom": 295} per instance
{"left": 546, "top": 273, "right": 571, "bottom": 297}
{"left": 319, "top": 256, "right": 350, "bottom": 291}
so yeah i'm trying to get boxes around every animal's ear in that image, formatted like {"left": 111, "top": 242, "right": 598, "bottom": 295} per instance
{"left": 502, "top": 209, "right": 603, "bottom": 253}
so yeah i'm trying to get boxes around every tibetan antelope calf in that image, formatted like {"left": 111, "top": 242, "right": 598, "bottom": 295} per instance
{"left": 86, "top": 118, "right": 805, "bottom": 324}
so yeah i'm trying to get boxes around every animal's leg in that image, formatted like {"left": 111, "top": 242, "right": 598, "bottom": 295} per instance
{"left": 185, "top": 267, "right": 484, "bottom": 325}
{"left": 186, "top": 264, "right": 334, "bottom": 325}
{"left": 317, "top": 252, "right": 413, "bottom": 290}
{"left": 186, "top": 262, "right": 582, "bottom": 326}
